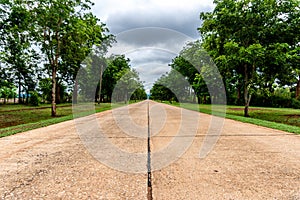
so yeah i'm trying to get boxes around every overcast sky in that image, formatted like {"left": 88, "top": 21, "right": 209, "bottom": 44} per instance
{"left": 91, "top": 0, "right": 215, "bottom": 93}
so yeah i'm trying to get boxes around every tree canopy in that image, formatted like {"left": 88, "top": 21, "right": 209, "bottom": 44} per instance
{"left": 199, "top": 0, "right": 300, "bottom": 116}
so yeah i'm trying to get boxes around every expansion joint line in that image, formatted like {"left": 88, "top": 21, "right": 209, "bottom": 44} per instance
{"left": 147, "top": 101, "right": 153, "bottom": 200}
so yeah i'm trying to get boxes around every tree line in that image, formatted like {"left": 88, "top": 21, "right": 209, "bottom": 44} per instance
{"left": 0, "top": 0, "right": 146, "bottom": 116}
{"left": 150, "top": 0, "right": 300, "bottom": 117}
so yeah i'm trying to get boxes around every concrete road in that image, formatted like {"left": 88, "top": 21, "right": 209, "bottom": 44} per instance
{"left": 0, "top": 100, "right": 299, "bottom": 199}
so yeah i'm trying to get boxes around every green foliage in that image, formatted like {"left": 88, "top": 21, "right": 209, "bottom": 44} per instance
{"left": 0, "top": 81, "right": 16, "bottom": 104}
{"left": 0, "top": 86, "right": 13, "bottom": 98}
{"left": 101, "top": 55, "right": 131, "bottom": 102}
{"left": 38, "top": 78, "right": 52, "bottom": 103}
{"left": 0, "top": 0, "right": 112, "bottom": 115}
{"left": 131, "top": 87, "right": 147, "bottom": 101}
{"left": 76, "top": 54, "right": 146, "bottom": 104}
{"left": 0, "top": 0, "right": 38, "bottom": 103}
{"left": 112, "top": 68, "right": 142, "bottom": 103}
{"left": 29, "top": 91, "right": 39, "bottom": 106}
{"left": 199, "top": 0, "right": 300, "bottom": 116}
{"left": 150, "top": 69, "right": 190, "bottom": 102}
{"left": 152, "top": 41, "right": 225, "bottom": 104}
{"left": 274, "top": 87, "right": 291, "bottom": 99}
{"left": 150, "top": 83, "right": 177, "bottom": 102}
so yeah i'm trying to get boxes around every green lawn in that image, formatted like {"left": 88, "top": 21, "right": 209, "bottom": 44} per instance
{"left": 161, "top": 101, "right": 300, "bottom": 135}
{"left": 0, "top": 103, "right": 112, "bottom": 137}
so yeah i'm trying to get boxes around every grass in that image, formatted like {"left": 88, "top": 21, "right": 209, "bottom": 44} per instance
{"left": 160, "top": 101, "right": 300, "bottom": 135}
{"left": 0, "top": 103, "right": 112, "bottom": 138}
{"left": 2, "top": 100, "right": 300, "bottom": 138}
{"left": 0, "top": 100, "right": 143, "bottom": 138}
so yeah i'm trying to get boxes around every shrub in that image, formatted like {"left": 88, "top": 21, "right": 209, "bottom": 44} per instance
{"left": 29, "top": 91, "right": 40, "bottom": 106}
{"left": 291, "top": 98, "right": 300, "bottom": 109}
{"left": 251, "top": 93, "right": 300, "bottom": 109}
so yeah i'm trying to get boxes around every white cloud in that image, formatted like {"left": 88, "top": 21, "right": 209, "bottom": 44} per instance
{"left": 92, "top": 0, "right": 214, "bottom": 37}
{"left": 91, "top": 0, "right": 215, "bottom": 91}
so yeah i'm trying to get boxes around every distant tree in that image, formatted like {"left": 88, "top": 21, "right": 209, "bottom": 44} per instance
{"left": 38, "top": 78, "right": 52, "bottom": 103}
{"left": 112, "top": 68, "right": 144, "bottom": 103}
{"left": 0, "top": 81, "right": 16, "bottom": 104}
{"left": 101, "top": 55, "right": 131, "bottom": 102}
{"left": 77, "top": 54, "right": 108, "bottom": 102}
{"left": 131, "top": 85, "right": 147, "bottom": 101}
{"left": 150, "top": 69, "right": 190, "bottom": 103}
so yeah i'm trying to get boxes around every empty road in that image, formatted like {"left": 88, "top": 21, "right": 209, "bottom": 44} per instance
{"left": 0, "top": 101, "right": 299, "bottom": 199}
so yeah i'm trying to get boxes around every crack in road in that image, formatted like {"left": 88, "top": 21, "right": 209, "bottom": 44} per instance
{"left": 2, "top": 169, "right": 47, "bottom": 199}
{"left": 147, "top": 101, "right": 153, "bottom": 200}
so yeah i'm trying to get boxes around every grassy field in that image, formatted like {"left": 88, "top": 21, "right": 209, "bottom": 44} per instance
{"left": 161, "top": 101, "right": 300, "bottom": 135}
{"left": 0, "top": 103, "right": 112, "bottom": 138}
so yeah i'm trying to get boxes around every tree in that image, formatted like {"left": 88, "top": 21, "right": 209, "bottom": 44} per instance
{"left": 31, "top": 0, "right": 109, "bottom": 116}
{"left": 112, "top": 68, "right": 144, "bottom": 103}
{"left": 59, "top": 14, "right": 113, "bottom": 104}
{"left": 0, "top": 81, "right": 16, "bottom": 104}
{"left": 150, "top": 82, "right": 176, "bottom": 102}
{"left": 38, "top": 78, "right": 52, "bottom": 103}
{"left": 131, "top": 85, "right": 147, "bottom": 101}
{"left": 170, "top": 41, "right": 225, "bottom": 104}
{"left": 199, "top": 0, "right": 300, "bottom": 117}
{"left": 77, "top": 54, "right": 108, "bottom": 102}
{"left": 150, "top": 69, "right": 191, "bottom": 103}
{"left": 101, "top": 55, "right": 131, "bottom": 102}
{"left": 0, "top": 0, "right": 38, "bottom": 104}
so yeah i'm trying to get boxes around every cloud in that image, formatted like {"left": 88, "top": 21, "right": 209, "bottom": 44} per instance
{"left": 93, "top": 0, "right": 214, "bottom": 37}
{"left": 107, "top": 27, "right": 193, "bottom": 56}
{"left": 132, "top": 63, "right": 171, "bottom": 93}
{"left": 105, "top": 28, "right": 191, "bottom": 91}
{"left": 91, "top": 0, "right": 215, "bottom": 92}
{"left": 128, "top": 49, "right": 175, "bottom": 66}
{"left": 129, "top": 50, "right": 174, "bottom": 90}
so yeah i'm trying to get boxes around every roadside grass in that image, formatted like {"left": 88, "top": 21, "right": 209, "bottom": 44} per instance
{"left": 2, "top": 100, "right": 299, "bottom": 137}
{"left": 0, "top": 103, "right": 71, "bottom": 111}
{"left": 160, "top": 101, "right": 300, "bottom": 135}
{"left": 0, "top": 103, "right": 112, "bottom": 138}
{"left": 0, "top": 100, "right": 143, "bottom": 138}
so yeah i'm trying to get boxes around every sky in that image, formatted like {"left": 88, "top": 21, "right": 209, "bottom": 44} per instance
{"left": 91, "top": 0, "right": 215, "bottom": 93}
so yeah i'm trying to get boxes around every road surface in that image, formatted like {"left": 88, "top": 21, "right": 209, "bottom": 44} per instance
{"left": 0, "top": 101, "right": 299, "bottom": 199}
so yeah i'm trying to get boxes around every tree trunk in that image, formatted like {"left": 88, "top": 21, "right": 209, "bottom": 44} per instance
{"left": 26, "top": 90, "right": 29, "bottom": 104}
{"left": 98, "top": 65, "right": 103, "bottom": 104}
{"left": 51, "top": 67, "right": 57, "bottom": 117}
{"left": 197, "top": 96, "right": 201, "bottom": 104}
{"left": 56, "top": 83, "right": 61, "bottom": 104}
{"left": 124, "top": 92, "right": 128, "bottom": 104}
{"left": 192, "top": 93, "right": 196, "bottom": 103}
{"left": 296, "top": 76, "right": 300, "bottom": 99}
{"left": 244, "top": 64, "right": 250, "bottom": 117}
{"left": 204, "top": 95, "right": 207, "bottom": 104}
{"left": 237, "top": 87, "right": 241, "bottom": 102}
{"left": 18, "top": 79, "right": 22, "bottom": 104}
{"left": 73, "top": 79, "right": 78, "bottom": 104}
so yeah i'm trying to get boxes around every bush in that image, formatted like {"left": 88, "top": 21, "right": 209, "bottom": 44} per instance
{"left": 291, "top": 98, "right": 300, "bottom": 109}
{"left": 29, "top": 91, "right": 40, "bottom": 106}
{"left": 251, "top": 93, "right": 300, "bottom": 109}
